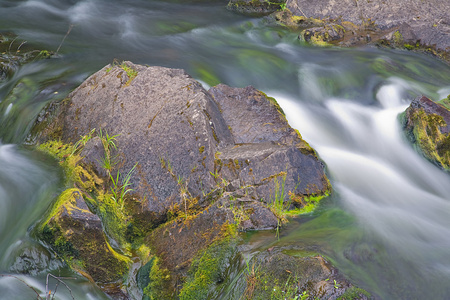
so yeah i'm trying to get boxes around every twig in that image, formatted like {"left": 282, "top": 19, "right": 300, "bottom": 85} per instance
{"left": 0, "top": 274, "right": 43, "bottom": 299}
{"left": 55, "top": 24, "right": 74, "bottom": 55}
{"left": 7, "top": 36, "right": 18, "bottom": 55}
{"left": 16, "top": 41, "right": 27, "bottom": 53}
{"left": 46, "top": 273, "right": 76, "bottom": 300}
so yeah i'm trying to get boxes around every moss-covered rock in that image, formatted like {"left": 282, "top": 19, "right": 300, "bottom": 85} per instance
{"left": 179, "top": 237, "right": 238, "bottom": 300}
{"left": 402, "top": 95, "right": 450, "bottom": 170}
{"left": 35, "top": 63, "right": 334, "bottom": 299}
{"left": 37, "top": 188, "right": 131, "bottom": 284}
{"left": 143, "top": 198, "right": 237, "bottom": 298}
{"left": 238, "top": 247, "right": 371, "bottom": 300}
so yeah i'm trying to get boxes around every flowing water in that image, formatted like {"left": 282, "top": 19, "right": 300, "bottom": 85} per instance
{"left": 1, "top": 0, "right": 450, "bottom": 299}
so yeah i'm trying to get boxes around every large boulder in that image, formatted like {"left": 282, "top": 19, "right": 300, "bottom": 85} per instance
{"left": 54, "top": 62, "right": 233, "bottom": 226}
{"left": 37, "top": 62, "right": 335, "bottom": 298}
{"left": 402, "top": 95, "right": 450, "bottom": 170}
{"left": 45, "top": 62, "right": 329, "bottom": 226}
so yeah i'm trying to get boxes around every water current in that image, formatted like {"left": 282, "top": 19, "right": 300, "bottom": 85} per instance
{"left": 0, "top": 0, "right": 450, "bottom": 299}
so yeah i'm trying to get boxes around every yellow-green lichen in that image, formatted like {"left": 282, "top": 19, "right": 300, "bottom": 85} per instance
{"left": 143, "top": 256, "right": 173, "bottom": 300}
{"left": 409, "top": 108, "right": 450, "bottom": 169}
{"left": 38, "top": 188, "right": 132, "bottom": 283}
{"left": 120, "top": 63, "right": 138, "bottom": 85}
{"left": 286, "top": 191, "right": 330, "bottom": 216}
{"left": 337, "top": 286, "right": 371, "bottom": 300}
{"left": 179, "top": 237, "right": 237, "bottom": 300}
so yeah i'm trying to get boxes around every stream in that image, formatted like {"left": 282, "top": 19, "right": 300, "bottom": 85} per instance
{"left": 1, "top": 0, "right": 450, "bottom": 299}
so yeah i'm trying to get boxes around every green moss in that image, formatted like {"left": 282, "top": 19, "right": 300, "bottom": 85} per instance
{"left": 244, "top": 261, "right": 299, "bottom": 300}
{"left": 37, "top": 138, "right": 135, "bottom": 282}
{"left": 337, "top": 286, "right": 371, "bottom": 300}
{"left": 199, "top": 146, "right": 205, "bottom": 154}
{"left": 37, "top": 140, "right": 77, "bottom": 183}
{"left": 143, "top": 256, "right": 173, "bottom": 300}
{"left": 120, "top": 63, "right": 138, "bottom": 85}
{"left": 39, "top": 188, "right": 85, "bottom": 227}
{"left": 393, "top": 31, "right": 403, "bottom": 44}
{"left": 90, "top": 192, "right": 129, "bottom": 248}
{"left": 37, "top": 188, "right": 131, "bottom": 283}
{"left": 38, "top": 137, "right": 140, "bottom": 250}
{"left": 286, "top": 191, "right": 330, "bottom": 216}
{"left": 437, "top": 95, "right": 450, "bottom": 110}
{"left": 408, "top": 108, "right": 450, "bottom": 169}
{"left": 179, "top": 237, "right": 237, "bottom": 300}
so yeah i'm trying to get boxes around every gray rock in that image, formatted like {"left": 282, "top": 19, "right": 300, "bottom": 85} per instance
{"left": 210, "top": 84, "right": 330, "bottom": 206}
{"left": 286, "top": 0, "right": 450, "bottom": 51}
{"left": 54, "top": 63, "right": 329, "bottom": 225}
{"left": 60, "top": 62, "right": 233, "bottom": 223}
{"left": 227, "top": 0, "right": 285, "bottom": 16}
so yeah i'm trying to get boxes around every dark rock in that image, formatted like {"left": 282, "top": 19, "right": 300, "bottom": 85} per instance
{"left": 402, "top": 95, "right": 450, "bottom": 170}
{"left": 234, "top": 246, "right": 371, "bottom": 300}
{"left": 145, "top": 199, "right": 235, "bottom": 297}
{"left": 48, "top": 63, "right": 329, "bottom": 225}
{"left": 210, "top": 85, "right": 293, "bottom": 144}
{"left": 242, "top": 200, "right": 279, "bottom": 230}
{"left": 210, "top": 84, "right": 330, "bottom": 208}
{"left": 8, "top": 241, "right": 64, "bottom": 276}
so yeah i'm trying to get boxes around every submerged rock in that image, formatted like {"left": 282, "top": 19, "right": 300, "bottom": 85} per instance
{"left": 402, "top": 95, "right": 450, "bottom": 170}
{"left": 0, "top": 32, "right": 52, "bottom": 81}
{"left": 233, "top": 246, "right": 371, "bottom": 300}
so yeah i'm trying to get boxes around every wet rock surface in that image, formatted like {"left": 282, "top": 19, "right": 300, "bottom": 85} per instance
{"left": 402, "top": 95, "right": 450, "bottom": 170}
{"left": 232, "top": 0, "right": 450, "bottom": 60}
{"left": 286, "top": 0, "right": 450, "bottom": 51}
{"left": 37, "top": 188, "right": 131, "bottom": 284}
{"left": 225, "top": 245, "right": 371, "bottom": 300}
{"left": 36, "top": 63, "right": 347, "bottom": 298}
{"left": 227, "top": 0, "right": 285, "bottom": 16}
{"left": 48, "top": 62, "right": 329, "bottom": 226}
